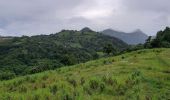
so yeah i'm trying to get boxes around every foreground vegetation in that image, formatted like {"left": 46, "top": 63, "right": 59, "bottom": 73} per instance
{"left": 0, "top": 48, "right": 169, "bottom": 100}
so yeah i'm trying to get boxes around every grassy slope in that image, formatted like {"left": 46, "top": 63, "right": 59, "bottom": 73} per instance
{"left": 0, "top": 48, "right": 169, "bottom": 100}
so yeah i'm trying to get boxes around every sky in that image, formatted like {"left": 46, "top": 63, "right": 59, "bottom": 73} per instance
{"left": 0, "top": 0, "right": 170, "bottom": 36}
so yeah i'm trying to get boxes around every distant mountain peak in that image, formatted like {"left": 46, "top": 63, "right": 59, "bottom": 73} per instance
{"left": 104, "top": 28, "right": 113, "bottom": 31}
{"left": 103, "top": 29, "right": 123, "bottom": 33}
{"left": 133, "top": 29, "right": 143, "bottom": 33}
{"left": 102, "top": 28, "right": 148, "bottom": 45}
{"left": 81, "top": 27, "right": 93, "bottom": 32}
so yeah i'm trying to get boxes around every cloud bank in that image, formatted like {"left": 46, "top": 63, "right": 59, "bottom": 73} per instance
{"left": 0, "top": 0, "right": 169, "bottom": 36}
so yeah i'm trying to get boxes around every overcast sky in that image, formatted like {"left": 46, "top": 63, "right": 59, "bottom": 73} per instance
{"left": 0, "top": 0, "right": 170, "bottom": 36}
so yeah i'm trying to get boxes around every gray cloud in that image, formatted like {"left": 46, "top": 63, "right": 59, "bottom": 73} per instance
{"left": 0, "top": 0, "right": 169, "bottom": 36}
{"left": 123, "top": 0, "right": 170, "bottom": 13}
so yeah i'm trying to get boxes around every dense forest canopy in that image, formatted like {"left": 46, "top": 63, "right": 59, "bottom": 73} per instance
{"left": 0, "top": 28, "right": 128, "bottom": 80}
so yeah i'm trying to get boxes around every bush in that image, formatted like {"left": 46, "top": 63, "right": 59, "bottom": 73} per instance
{"left": 32, "top": 85, "right": 38, "bottom": 90}
{"left": 49, "top": 84, "right": 58, "bottom": 95}
{"left": 62, "top": 94, "right": 73, "bottom": 100}
{"left": 61, "top": 54, "right": 77, "bottom": 65}
{"left": 131, "top": 70, "right": 141, "bottom": 80}
{"left": 121, "top": 56, "right": 125, "bottom": 59}
{"left": 42, "top": 75, "right": 48, "bottom": 80}
{"left": 24, "top": 76, "right": 31, "bottom": 81}
{"left": 26, "top": 76, "right": 37, "bottom": 83}
{"left": 80, "top": 77, "right": 85, "bottom": 85}
{"left": 103, "top": 60, "right": 112, "bottom": 65}
{"left": 116, "top": 84, "right": 127, "bottom": 95}
{"left": 102, "top": 76, "right": 117, "bottom": 86}
{"left": 19, "top": 85, "right": 27, "bottom": 93}
{"left": 83, "top": 86, "right": 92, "bottom": 95}
{"left": 99, "top": 83, "right": 105, "bottom": 92}
{"left": 41, "top": 82, "right": 46, "bottom": 88}
{"left": 67, "top": 78, "right": 77, "bottom": 88}
{"left": 33, "top": 94, "right": 40, "bottom": 100}
{"left": 89, "top": 79, "right": 99, "bottom": 90}
{"left": 0, "top": 72, "right": 16, "bottom": 80}
{"left": 2, "top": 94, "right": 12, "bottom": 100}
{"left": 17, "top": 79, "right": 24, "bottom": 85}
{"left": 73, "top": 91, "right": 79, "bottom": 98}
{"left": 125, "top": 78, "right": 135, "bottom": 88}
{"left": 8, "top": 84, "right": 16, "bottom": 92}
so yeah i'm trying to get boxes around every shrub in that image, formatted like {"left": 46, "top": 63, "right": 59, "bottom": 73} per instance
{"left": 62, "top": 94, "right": 73, "bottom": 100}
{"left": 107, "top": 77, "right": 114, "bottom": 85}
{"left": 102, "top": 76, "right": 117, "bottom": 86}
{"left": 121, "top": 56, "right": 125, "bottom": 59}
{"left": 0, "top": 72, "right": 16, "bottom": 80}
{"left": 49, "top": 84, "right": 58, "bottom": 95}
{"left": 80, "top": 77, "right": 85, "bottom": 85}
{"left": 61, "top": 54, "right": 77, "bottom": 65}
{"left": 8, "top": 84, "right": 16, "bottom": 92}
{"left": 89, "top": 79, "right": 99, "bottom": 90}
{"left": 30, "top": 78, "right": 36, "bottom": 83}
{"left": 103, "top": 60, "right": 107, "bottom": 64}
{"left": 112, "top": 59, "right": 115, "bottom": 62}
{"left": 19, "top": 85, "right": 27, "bottom": 93}
{"left": 41, "top": 82, "right": 46, "bottom": 88}
{"left": 131, "top": 70, "right": 141, "bottom": 80}
{"left": 27, "top": 76, "right": 36, "bottom": 83}
{"left": 102, "top": 75, "right": 107, "bottom": 82}
{"left": 42, "top": 75, "right": 48, "bottom": 80}
{"left": 32, "top": 84, "right": 38, "bottom": 90}
{"left": 24, "top": 76, "right": 31, "bottom": 81}
{"left": 2, "top": 94, "right": 12, "bottom": 100}
{"left": 33, "top": 94, "right": 40, "bottom": 100}
{"left": 162, "top": 70, "right": 170, "bottom": 73}
{"left": 103, "top": 60, "right": 112, "bottom": 65}
{"left": 125, "top": 78, "right": 135, "bottom": 88}
{"left": 145, "top": 95, "right": 152, "bottom": 100}
{"left": 83, "top": 86, "right": 92, "bottom": 95}
{"left": 44, "top": 95, "right": 50, "bottom": 100}
{"left": 73, "top": 91, "right": 79, "bottom": 98}
{"left": 99, "top": 83, "right": 105, "bottom": 92}
{"left": 67, "top": 79, "right": 77, "bottom": 88}
{"left": 17, "top": 79, "right": 24, "bottom": 85}
{"left": 116, "top": 84, "right": 127, "bottom": 96}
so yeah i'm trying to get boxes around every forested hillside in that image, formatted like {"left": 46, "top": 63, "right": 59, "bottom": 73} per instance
{"left": 0, "top": 28, "right": 128, "bottom": 79}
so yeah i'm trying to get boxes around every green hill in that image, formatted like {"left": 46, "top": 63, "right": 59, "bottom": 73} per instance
{"left": 0, "top": 48, "right": 169, "bottom": 100}
{"left": 0, "top": 29, "right": 128, "bottom": 78}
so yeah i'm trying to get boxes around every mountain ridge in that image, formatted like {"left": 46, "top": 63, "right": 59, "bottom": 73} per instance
{"left": 102, "top": 29, "right": 148, "bottom": 45}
